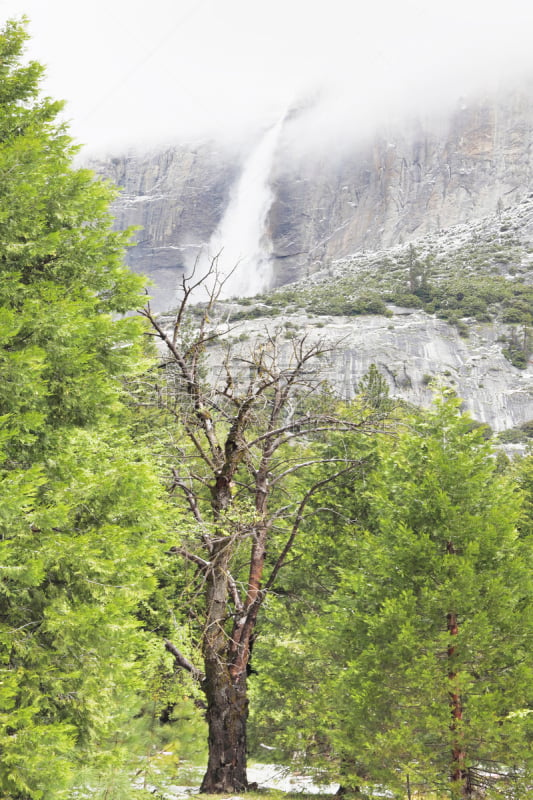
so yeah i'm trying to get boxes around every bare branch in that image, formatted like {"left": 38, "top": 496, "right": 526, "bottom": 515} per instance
{"left": 227, "top": 572, "right": 245, "bottom": 614}
{"left": 170, "top": 469, "right": 205, "bottom": 525}
{"left": 164, "top": 639, "right": 205, "bottom": 683}
{"left": 245, "top": 413, "right": 370, "bottom": 450}
{"left": 169, "top": 546, "right": 211, "bottom": 570}
{"left": 270, "top": 457, "right": 363, "bottom": 485}
{"left": 264, "top": 462, "right": 360, "bottom": 594}
{"left": 139, "top": 305, "right": 224, "bottom": 464}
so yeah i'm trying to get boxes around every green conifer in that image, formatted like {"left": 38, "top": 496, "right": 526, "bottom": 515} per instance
{"left": 0, "top": 19, "right": 167, "bottom": 798}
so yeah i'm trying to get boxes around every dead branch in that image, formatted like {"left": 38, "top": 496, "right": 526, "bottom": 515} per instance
{"left": 170, "top": 468, "right": 206, "bottom": 526}
{"left": 227, "top": 571, "right": 245, "bottom": 614}
{"left": 139, "top": 305, "right": 224, "bottom": 464}
{"left": 169, "top": 547, "right": 210, "bottom": 570}
{"left": 270, "top": 456, "right": 363, "bottom": 485}
{"left": 264, "top": 462, "right": 361, "bottom": 594}
{"left": 164, "top": 639, "right": 205, "bottom": 683}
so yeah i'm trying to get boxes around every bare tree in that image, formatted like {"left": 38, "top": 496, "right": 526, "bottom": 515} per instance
{"left": 139, "top": 263, "right": 387, "bottom": 793}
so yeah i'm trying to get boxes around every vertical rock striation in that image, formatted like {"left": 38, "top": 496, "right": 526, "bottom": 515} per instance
{"left": 91, "top": 142, "right": 241, "bottom": 308}
{"left": 92, "top": 84, "right": 533, "bottom": 303}
{"left": 268, "top": 87, "right": 533, "bottom": 282}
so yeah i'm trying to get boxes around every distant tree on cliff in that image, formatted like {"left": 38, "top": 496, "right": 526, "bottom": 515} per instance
{"left": 0, "top": 19, "right": 167, "bottom": 798}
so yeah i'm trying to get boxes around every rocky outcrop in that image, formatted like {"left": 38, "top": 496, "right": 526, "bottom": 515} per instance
{"left": 202, "top": 308, "right": 532, "bottom": 432}
{"left": 91, "top": 142, "right": 241, "bottom": 309}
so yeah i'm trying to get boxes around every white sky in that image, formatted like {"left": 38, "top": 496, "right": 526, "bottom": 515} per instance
{"left": 2, "top": 0, "right": 533, "bottom": 154}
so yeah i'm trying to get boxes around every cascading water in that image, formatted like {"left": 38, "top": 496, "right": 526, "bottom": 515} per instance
{"left": 192, "top": 116, "right": 284, "bottom": 299}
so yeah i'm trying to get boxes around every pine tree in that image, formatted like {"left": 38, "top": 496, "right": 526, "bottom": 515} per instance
{"left": 321, "top": 395, "right": 533, "bottom": 798}
{"left": 0, "top": 19, "right": 167, "bottom": 798}
{"left": 250, "top": 396, "right": 533, "bottom": 799}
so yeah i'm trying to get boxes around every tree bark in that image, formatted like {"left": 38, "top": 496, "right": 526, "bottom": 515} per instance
{"left": 199, "top": 534, "right": 251, "bottom": 793}
{"left": 447, "top": 609, "right": 469, "bottom": 798}
{"left": 200, "top": 666, "right": 249, "bottom": 793}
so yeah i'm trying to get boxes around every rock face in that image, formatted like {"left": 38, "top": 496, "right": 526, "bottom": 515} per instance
{"left": 91, "top": 142, "right": 241, "bottom": 309}
{"left": 268, "top": 87, "right": 533, "bottom": 282}
{"left": 200, "top": 308, "right": 532, "bottom": 433}
{"left": 321, "top": 312, "right": 532, "bottom": 433}
{"left": 92, "top": 83, "right": 533, "bottom": 298}
{"left": 91, "top": 85, "right": 533, "bottom": 430}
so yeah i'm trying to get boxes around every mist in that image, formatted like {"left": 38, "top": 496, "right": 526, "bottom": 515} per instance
{"left": 192, "top": 116, "right": 285, "bottom": 299}
{"left": 2, "top": 0, "right": 533, "bottom": 155}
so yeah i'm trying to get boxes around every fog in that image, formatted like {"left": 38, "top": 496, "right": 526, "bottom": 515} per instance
{"left": 2, "top": 0, "right": 533, "bottom": 154}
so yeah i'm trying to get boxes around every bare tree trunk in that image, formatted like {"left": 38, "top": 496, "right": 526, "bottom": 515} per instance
{"left": 200, "top": 666, "right": 249, "bottom": 792}
{"left": 140, "top": 269, "right": 383, "bottom": 794}
{"left": 198, "top": 533, "right": 251, "bottom": 792}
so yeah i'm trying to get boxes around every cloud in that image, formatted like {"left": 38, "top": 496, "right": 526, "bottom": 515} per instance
{"left": 2, "top": 0, "right": 533, "bottom": 154}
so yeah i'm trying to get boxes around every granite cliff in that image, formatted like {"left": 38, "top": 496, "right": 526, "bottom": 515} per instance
{"left": 268, "top": 87, "right": 533, "bottom": 282}
{"left": 93, "top": 142, "right": 241, "bottom": 309}
{"left": 185, "top": 198, "right": 533, "bottom": 434}
{"left": 92, "top": 84, "right": 533, "bottom": 296}
{"left": 91, "top": 84, "right": 533, "bottom": 430}
{"left": 197, "top": 307, "right": 531, "bottom": 434}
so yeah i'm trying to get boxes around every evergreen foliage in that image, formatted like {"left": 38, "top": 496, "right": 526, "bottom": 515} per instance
{"left": 323, "top": 395, "right": 533, "bottom": 798}
{"left": 0, "top": 19, "right": 170, "bottom": 798}
{"left": 251, "top": 396, "right": 533, "bottom": 799}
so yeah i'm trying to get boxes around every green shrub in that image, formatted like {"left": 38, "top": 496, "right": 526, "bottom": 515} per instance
{"left": 520, "top": 419, "right": 533, "bottom": 438}
{"left": 498, "top": 427, "right": 529, "bottom": 444}
{"left": 503, "top": 344, "right": 528, "bottom": 369}
{"left": 389, "top": 292, "right": 423, "bottom": 308}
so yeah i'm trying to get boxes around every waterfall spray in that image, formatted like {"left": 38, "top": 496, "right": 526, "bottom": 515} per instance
{"left": 191, "top": 116, "right": 284, "bottom": 300}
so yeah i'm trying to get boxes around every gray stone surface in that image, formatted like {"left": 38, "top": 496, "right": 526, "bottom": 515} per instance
{"left": 198, "top": 309, "right": 532, "bottom": 432}
{"left": 92, "top": 84, "right": 533, "bottom": 430}
{"left": 91, "top": 141, "right": 242, "bottom": 309}
{"left": 92, "top": 83, "right": 533, "bottom": 296}
{"left": 268, "top": 86, "right": 533, "bottom": 282}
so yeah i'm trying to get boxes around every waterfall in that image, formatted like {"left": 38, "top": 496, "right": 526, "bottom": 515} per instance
{"left": 193, "top": 117, "right": 284, "bottom": 300}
